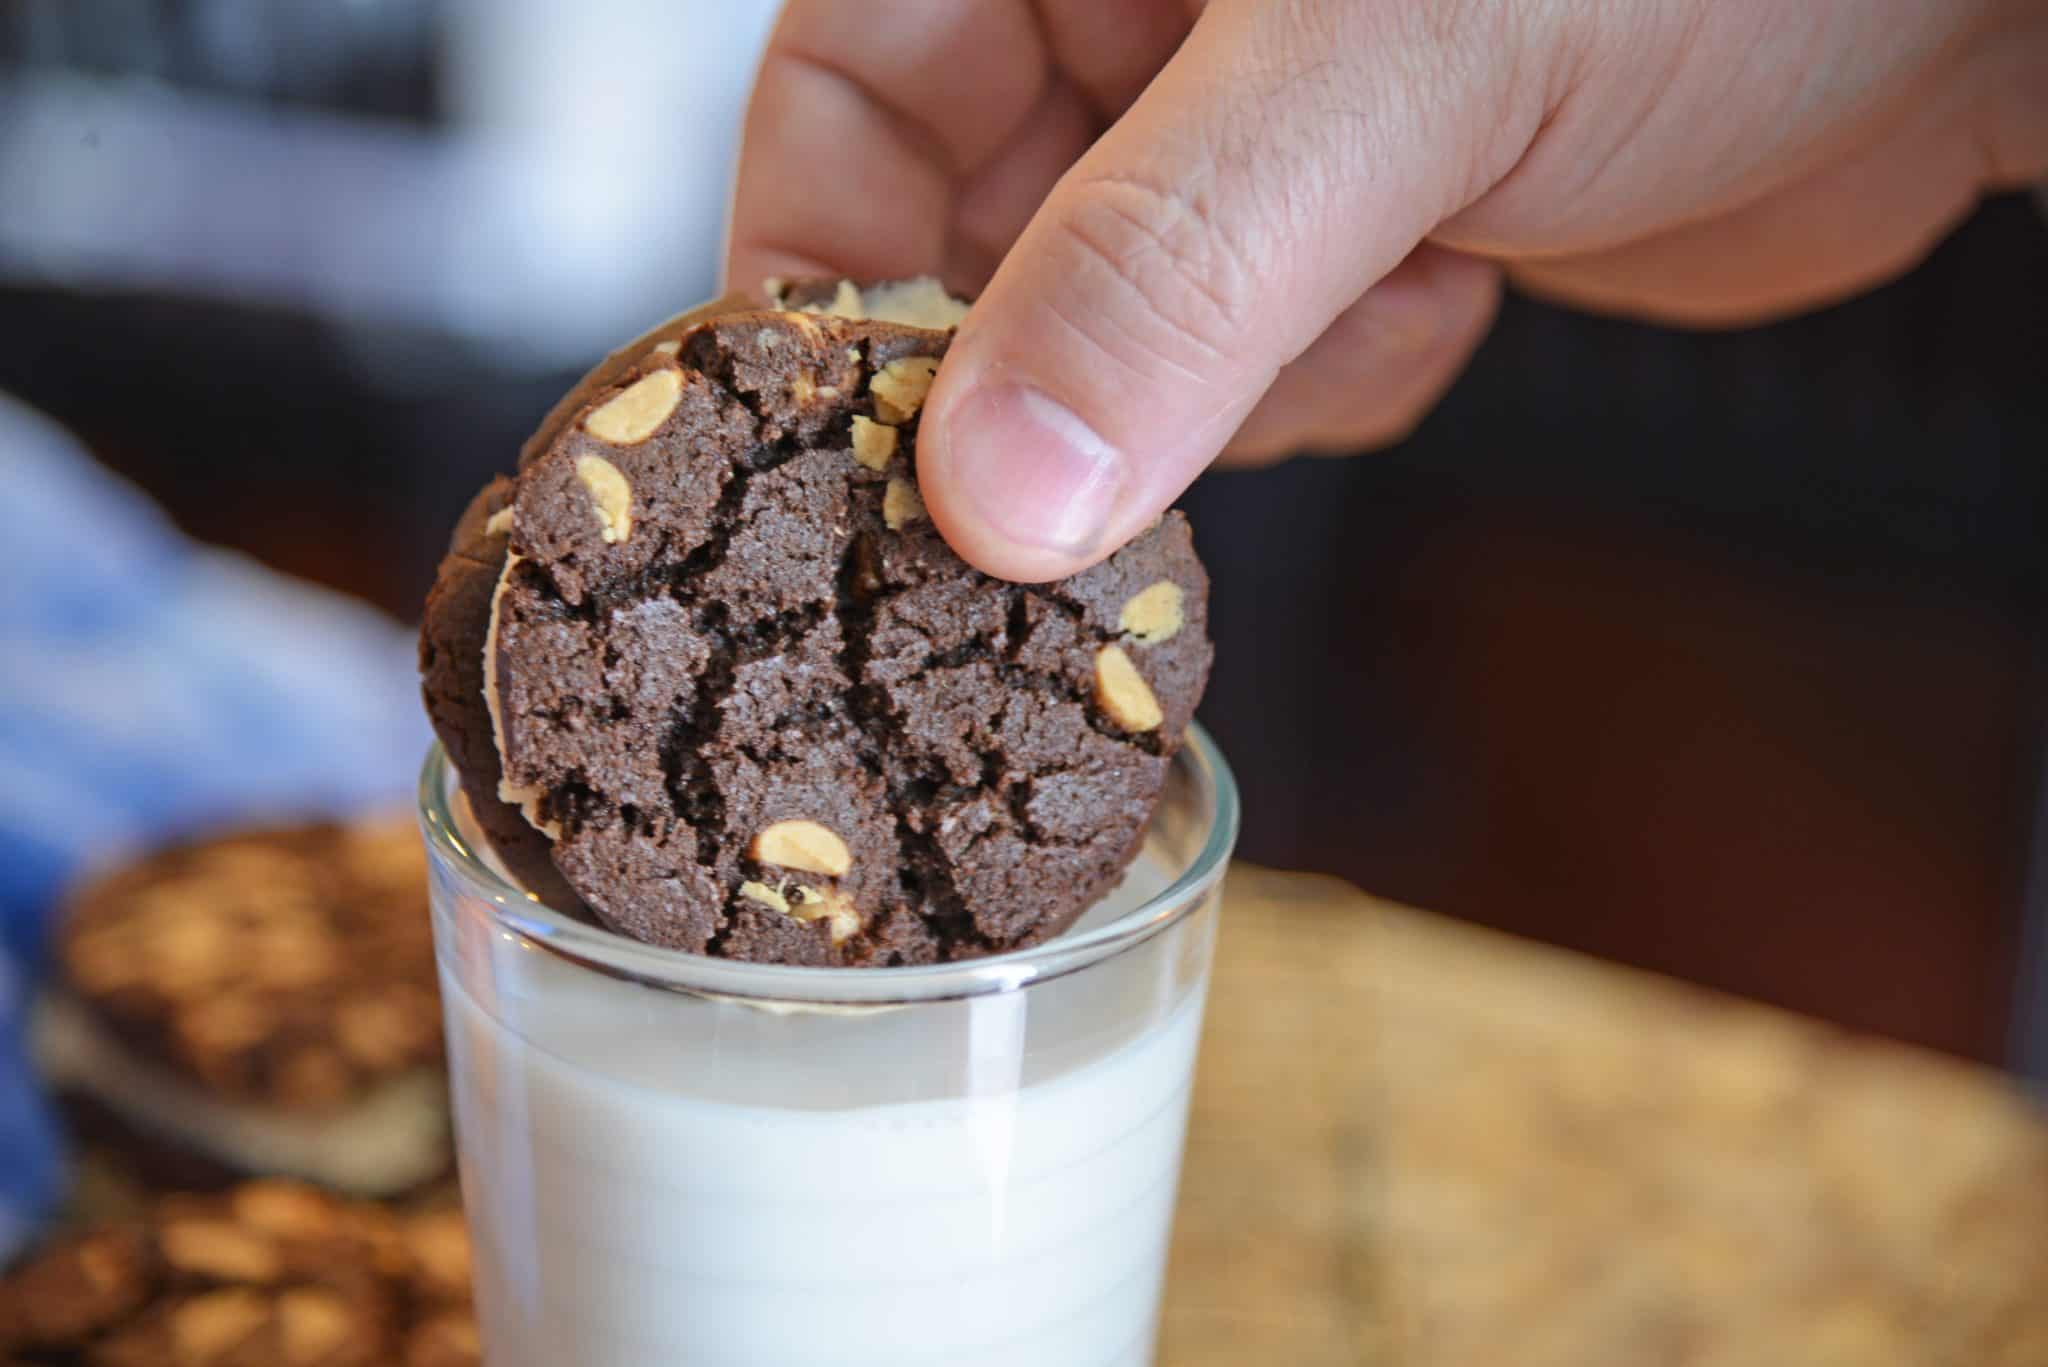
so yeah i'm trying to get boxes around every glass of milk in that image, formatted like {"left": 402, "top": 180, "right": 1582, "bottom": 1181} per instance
{"left": 417, "top": 727, "right": 1238, "bottom": 1367}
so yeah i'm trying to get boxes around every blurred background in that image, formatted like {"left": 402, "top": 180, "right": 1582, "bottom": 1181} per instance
{"left": 1, "top": 0, "right": 2043, "bottom": 1074}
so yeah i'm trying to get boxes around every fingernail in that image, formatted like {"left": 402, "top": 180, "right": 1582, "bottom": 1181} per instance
{"left": 940, "top": 382, "right": 1124, "bottom": 555}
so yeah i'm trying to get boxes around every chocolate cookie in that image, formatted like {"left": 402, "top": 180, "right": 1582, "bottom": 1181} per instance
{"left": 427, "top": 279, "right": 1212, "bottom": 966}
{"left": 0, "top": 1182, "right": 478, "bottom": 1367}
{"left": 38, "top": 818, "right": 449, "bottom": 1196}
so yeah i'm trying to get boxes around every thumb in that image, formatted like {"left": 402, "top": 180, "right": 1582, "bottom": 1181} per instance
{"left": 919, "top": 0, "right": 1535, "bottom": 581}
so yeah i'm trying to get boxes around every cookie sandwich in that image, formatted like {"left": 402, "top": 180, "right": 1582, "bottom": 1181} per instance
{"left": 36, "top": 819, "right": 448, "bottom": 1197}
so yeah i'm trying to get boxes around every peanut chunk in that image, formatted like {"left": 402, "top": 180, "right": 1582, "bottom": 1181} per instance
{"left": 883, "top": 478, "right": 926, "bottom": 530}
{"left": 869, "top": 356, "right": 939, "bottom": 424}
{"left": 170, "top": 1289, "right": 269, "bottom": 1360}
{"left": 233, "top": 1183, "right": 339, "bottom": 1239}
{"left": 1118, "top": 580, "right": 1185, "bottom": 644}
{"left": 403, "top": 1209, "right": 473, "bottom": 1300}
{"left": 749, "top": 821, "right": 852, "bottom": 877}
{"left": 584, "top": 368, "right": 682, "bottom": 445}
{"left": 858, "top": 277, "right": 969, "bottom": 329}
{"left": 792, "top": 886, "right": 862, "bottom": 943}
{"left": 739, "top": 880, "right": 791, "bottom": 915}
{"left": 278, "top": 1289, "right": 352, "bottom": 1362}
{"left": 573, "top": 455, "right": 633, "bottom": 544}
{"left": 1094, "top": 646, "right": 1164, "bottom": 733}
{"left": 851, "top": 416, "right": 898, "bottom": 471}
{"left": 771, "top": 276, "right": 969, "bottom": 329}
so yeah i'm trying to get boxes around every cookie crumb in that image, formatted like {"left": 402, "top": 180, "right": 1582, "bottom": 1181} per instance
{"left": 882, "top": 478, "right": 926, "bottom": 530}
{"left": 851, "top": 416, "right": 898, "bottom": 471}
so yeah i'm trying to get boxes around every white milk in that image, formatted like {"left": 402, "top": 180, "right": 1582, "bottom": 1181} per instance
{"left": 440, "top": 853, "right": 1212, "bottom": 1367}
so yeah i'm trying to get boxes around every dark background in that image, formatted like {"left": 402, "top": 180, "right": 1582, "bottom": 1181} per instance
{"left": 5, "top": 2, "right": 2044, "bottom": 1067}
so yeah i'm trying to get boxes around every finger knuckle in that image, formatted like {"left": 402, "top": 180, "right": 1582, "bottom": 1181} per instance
{"left": 1353, "top": 390, "right": 1441, "bottom": 450}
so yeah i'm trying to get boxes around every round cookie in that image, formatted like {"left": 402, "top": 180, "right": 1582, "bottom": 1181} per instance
{"left": 467, "top": 284, "right": 1212, "bottom": 966}
{"left": 0, "top": 1181, "right": 478, "bottom": 1367}
{"left": 40, "top": 819, "right": 451, "bottom": 1199}
{"left": 48, "top": 820, "right": 441, "bottom": 1111}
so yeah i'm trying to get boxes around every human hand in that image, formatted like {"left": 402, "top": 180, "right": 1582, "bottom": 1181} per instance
{"left": 727, "top": 0, "right": 2047, "bottom": 580}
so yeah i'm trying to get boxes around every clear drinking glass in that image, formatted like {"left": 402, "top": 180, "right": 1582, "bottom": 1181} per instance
{"left": 418, "top": 727, "right": 1239, "bottom": 1367}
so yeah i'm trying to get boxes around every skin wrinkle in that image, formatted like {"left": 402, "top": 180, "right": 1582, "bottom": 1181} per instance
{"left": 1503, "top": 117, "right": 1989, "bottom": 325}
{"left": 1051, "top": 179, "right": 1248, "bottom": 377}
{"left": 992, "top": 291, "right": 1267, "bottom": 521}
{"left": 1490, "top": 3, "right": 2013, "bottom": 322}
{"left": 1437, "top": 30, "right": 1678, "bottom": 256}
{"left": 1029, "top": 271, "right": 1211, "bottom": 401}
{"left": 1224, "top": 256, "right": 1500, "bottom": 460}
{"left": 1226, "top": 54, "right": 1358, "bottom": 306}
{"left": 1449, "top": 0, "right": 1986, "bottom": 258}
{"left": 1220, "top": 0, "right": 1517, "bottom": 316}
{"left": 1427, "top": 0, "right": 1674, "bottom": 255}
{"left": 1398, "top": 0, "right": 1543, "bottom": 221}
{"left": 1214, "top": 8, "right": 1378, "bottom": 298}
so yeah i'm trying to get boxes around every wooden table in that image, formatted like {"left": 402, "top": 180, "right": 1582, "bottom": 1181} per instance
{"left": 1160, "top": 867, "right": 2048, "bottom": 1366}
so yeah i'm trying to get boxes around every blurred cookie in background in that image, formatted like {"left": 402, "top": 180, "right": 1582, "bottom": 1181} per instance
{"left": 0, "top": 1179, "right": 477, "bottom": 1366}
{"left": 391, "top": 1200, "right": 478, "bottom": 1367}
{"left": 34, "top": 818, "right": 448, "bottom": 1199}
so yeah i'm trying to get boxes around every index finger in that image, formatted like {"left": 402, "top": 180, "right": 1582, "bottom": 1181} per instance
{"left": 723, "top": 0, "right": 1049, "bottom": 294}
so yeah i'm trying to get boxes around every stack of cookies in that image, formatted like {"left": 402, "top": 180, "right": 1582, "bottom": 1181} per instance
{"left": 34, "top": 818, "right": 449, "bottom": 1198}
{"left": 0, "top": 1180, "right": 477, "bottom": 1366}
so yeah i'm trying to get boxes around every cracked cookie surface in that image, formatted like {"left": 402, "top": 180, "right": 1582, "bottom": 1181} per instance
{"left": 430, "top": 301, "right": 1211, "bottom": 966}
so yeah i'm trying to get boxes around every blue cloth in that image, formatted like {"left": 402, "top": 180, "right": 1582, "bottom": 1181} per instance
{"left": 0, "top": 393, "right": 430, "bottom": 1256}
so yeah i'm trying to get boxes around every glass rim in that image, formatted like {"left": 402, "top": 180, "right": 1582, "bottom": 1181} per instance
{"left": 416, "top": 725, "right": 1238, "bottom": 1006}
